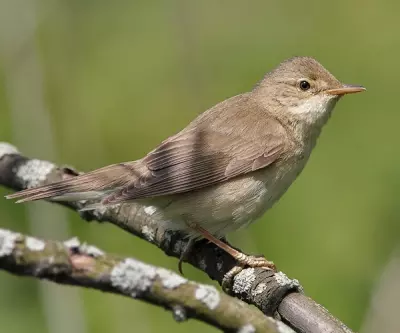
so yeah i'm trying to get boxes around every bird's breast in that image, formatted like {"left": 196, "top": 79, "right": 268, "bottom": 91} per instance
{"left": 147, "top": 151, "right": 311, "bottom": 238}
{"left": 195, "top": 153, "right": 309, "bottom": 232}
{"left": 240, "top": 155, "right": 309, "bottom": 219}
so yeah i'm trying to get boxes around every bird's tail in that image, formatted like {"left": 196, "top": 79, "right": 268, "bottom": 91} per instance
{"left": 5, "top": 162, "right": 138, "bottom": 203}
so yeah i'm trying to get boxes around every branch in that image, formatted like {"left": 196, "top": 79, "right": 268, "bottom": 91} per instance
{"left": 0, "top": 143, "right": 354, "bottom": 333}
{"left": 0, "top": 227, "right": 289, "bottom": 333}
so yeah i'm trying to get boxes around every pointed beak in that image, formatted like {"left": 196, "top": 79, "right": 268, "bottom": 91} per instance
{"left": 325, "top": 84, "right": 366, "bottom": 96}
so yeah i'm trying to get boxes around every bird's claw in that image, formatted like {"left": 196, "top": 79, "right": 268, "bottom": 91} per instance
{"left": 222, "top": 255, "right": 277, "bottom": 294}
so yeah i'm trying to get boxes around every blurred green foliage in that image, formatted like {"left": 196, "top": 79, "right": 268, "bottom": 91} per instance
{"left": 1, "top": 1, "right": 400, "bottom": 332}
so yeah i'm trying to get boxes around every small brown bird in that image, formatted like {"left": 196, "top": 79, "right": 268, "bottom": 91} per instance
{"left": 6, "top": 57, "right": 365, "bottom": 271}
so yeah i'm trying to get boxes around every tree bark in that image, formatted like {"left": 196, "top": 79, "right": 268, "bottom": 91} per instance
{"left": 0, "top": 227, "right": 288, "bottom": 333}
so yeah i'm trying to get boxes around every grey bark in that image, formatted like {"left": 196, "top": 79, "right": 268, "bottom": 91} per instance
{"left": 0, "top": 227, "right": 288, "bottom": 333}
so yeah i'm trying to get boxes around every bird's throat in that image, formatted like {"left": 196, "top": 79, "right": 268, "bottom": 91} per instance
{"left": 285, "top": 95, "right": 339, "bottom": 144}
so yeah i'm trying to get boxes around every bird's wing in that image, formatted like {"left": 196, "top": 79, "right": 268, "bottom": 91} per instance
{"left": 102, "top": 123, "right": 286, "bottom": 204}
{"left": 7, "top": 96, "right": 288, "bottom": 204}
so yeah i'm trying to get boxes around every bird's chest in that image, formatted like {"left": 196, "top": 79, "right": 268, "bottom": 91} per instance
{"left": 230, "top": 151, "right": 310, "bottom": 226}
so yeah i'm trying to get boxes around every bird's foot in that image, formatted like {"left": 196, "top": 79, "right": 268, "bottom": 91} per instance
{"left": 222, "top": 254, "right": 276, "bottom": 293}
{"left": 182, "top": 222, "right": 277, "bottom": 292}
{"left": 234, "top": 253, "right": 276, "bottom": 270}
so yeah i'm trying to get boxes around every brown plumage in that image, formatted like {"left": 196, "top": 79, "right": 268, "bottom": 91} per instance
{"left": 6, "top": 57, "right": 365, "bottom": 270}
{"left": 8, "top": 93, "right": 287, "bottom": 205}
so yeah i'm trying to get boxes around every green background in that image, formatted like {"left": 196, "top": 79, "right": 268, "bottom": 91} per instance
{"left": 0, "top": 1, "right": 399, "bottom": 332}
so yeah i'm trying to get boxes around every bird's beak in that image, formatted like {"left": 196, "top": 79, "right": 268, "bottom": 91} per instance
{"left": 325, "top": 84, "right": 366, "bottom": 96}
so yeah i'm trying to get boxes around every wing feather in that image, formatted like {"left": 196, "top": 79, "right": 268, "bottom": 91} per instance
{"left": 103, "top": 125, "right": 286, "bottom": 204}
{"left": 7, "top": 94, "right": 289, "bottom": 205}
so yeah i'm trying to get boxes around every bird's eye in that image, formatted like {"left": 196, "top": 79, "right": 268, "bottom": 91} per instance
{"left": 299, "top": 80, "right": 311, "bottom": 91}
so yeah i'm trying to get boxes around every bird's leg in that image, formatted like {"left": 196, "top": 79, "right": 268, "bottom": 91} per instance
{"left": 178, "top": 238, "right": 195, "bottom": 275}
{"left": 187, "top": 222, "right": 276, "bottom": 270}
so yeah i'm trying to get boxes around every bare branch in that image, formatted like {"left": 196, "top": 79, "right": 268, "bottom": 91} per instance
{"left": 0, "top": 143, "right": 354, "bottom": 333}
{"left": 0, "top": 227, "right": 290, "bottom": 333}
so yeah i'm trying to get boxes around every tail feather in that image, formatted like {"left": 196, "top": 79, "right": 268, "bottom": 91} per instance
{"left": 52, "top": 191, "right": 109, "bottom": 202}
{"left": 78, "top": 202, "right": 108, "bottom": 211}
{"left": 6, "top": 162, "right": 138, "bottom": 203}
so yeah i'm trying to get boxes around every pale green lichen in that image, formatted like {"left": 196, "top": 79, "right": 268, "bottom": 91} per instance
{"left": 111, "top": 258, "right": 187, "bottom": 297}
{"left": 194, "top": 284, "right": 220, "bottom": 310}
{"left": 275, "top": 272, "right": 303, "bottom": 293}
{"left": 157, "top": 268, "right": 187, "bottom": 289}
{"left": 80, "top": 243, "right": 104, "bottom": 257}
{"left": 16, "top": 159, "right": 55, "bottom": 188}
{"left": 111, "top": 259, "right": 153, "bottom": 297}
{"left": 233, "top": 268, "right": 255, "bottom": 294}
{"left": 0, "top": 142, "right": 19, "bottom": 158}
{"left": 0, "top": 229, "right": 19, "bottom": 257}
{"left": 26, "top": 237, "right": 45, "bottom": 251}
{"left": 64, "top": 237, "right": 81, "bottom": 248}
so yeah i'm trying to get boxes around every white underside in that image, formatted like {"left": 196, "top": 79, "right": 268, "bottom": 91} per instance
{"left": 140, "top": 155, "right": 309, "bottom": 240}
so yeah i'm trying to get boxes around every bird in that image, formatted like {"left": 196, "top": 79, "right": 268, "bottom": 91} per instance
{"left": 6, "top": 56, "right": 365, "bottom": 272}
